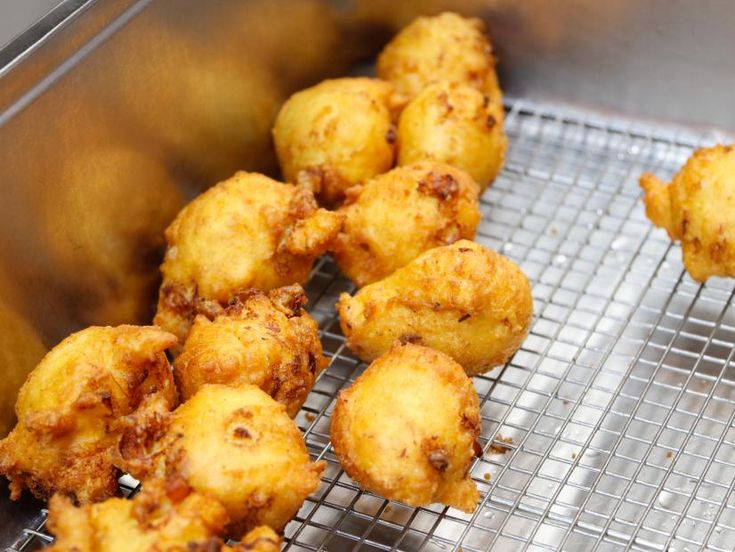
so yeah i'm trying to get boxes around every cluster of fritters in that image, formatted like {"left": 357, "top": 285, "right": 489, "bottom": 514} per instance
{"left": 2, "top": 7, "right": 727, "bottom": 552}
{"left": 0, "top": 13, "right": 530, "bottom": 550}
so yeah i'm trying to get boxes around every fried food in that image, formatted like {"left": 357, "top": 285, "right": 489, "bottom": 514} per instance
{"left": 397, "top": 81, "right": 506, "bottom": 189}
{"left": 640, "top": 144, "right": 735, "bottom": 282}
{"left": 376, "top": 12, "right": 502, "bottom": 108}
{"left": 46, "top": 476, "right": 282, "bottom": 552}
{"left": 46, "top": 477, "right": 227, "bottom": 551}
{"left": 0, "top": 326, "right": 177, "bottom": 504}
{"left": 118, "top": 384, "right": 324, "bottom": 538}
{"left": 330, "top": 342, "right": 481, "bottom": 511}
{"left": 174, "top": 285, "right": 326, "bottom": 417}
{"left": 155, "top": 171, "right": 343, "bottom": 351}
{"left": 229, "top": 525, "right": 282, "bottom": 552}
{"left": 333, "top": 162, "right": 481, "bottom": 287}
{"left": 338, "top": 240, "right": 532, "bottom": 375}
{"left": 272, "top": 77, "right": 397, "bottom": 207}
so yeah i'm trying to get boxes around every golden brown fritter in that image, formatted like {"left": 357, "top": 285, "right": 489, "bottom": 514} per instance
{"left": 272, "top": 77, "right": 397, "bottom": 207}
{"left": 226, "top": 525, "right": 281, "bottom": 552}
{"left": 0, "top": 326, "right": 177, "bottom": 504}
{"left": 376, "top": 12, "right": 502, "bottom": 108}
{"left": 155, "top": 171, "right": 343, "bottom": 352}
{"left": 397, "top": 81, "right": 506, "bottom": 189}
{"left": 47, "top": 475, "right": 282, "bottom": 552}
{"left": 174, "top": 285, "right": 327, "bottom": 417}
{"left": 338, "top": 240, "right": 533, "bottom": 375}
{"left": 333, "top": 162, "right": 481, "bottom": 287}
{"left": 640, "top": 144, "right": 735, "bottom": 282}
{"left": 46, "top": 477, "right": 229, "bottom": 551}
{"left": 118, "top": 384, "right": 324, "bottom": 538}
{"left": 331, "top": 342, "right": 481, "bottom": 512}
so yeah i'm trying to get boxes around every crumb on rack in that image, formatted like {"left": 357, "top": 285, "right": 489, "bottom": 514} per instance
{"left": 483, "top": 473, "right": 491, "bottom": 480}
{"left": 666, "top": 450, "right": 673, "bottom": 459}
{"left": 305, "top": 412, "right": 315, "bottom": 422}
{"left": 489, "top": 435, "right": 513, "bottom": 454}
{"left": 571, "top": 452, "right": 577, "bottom": 460}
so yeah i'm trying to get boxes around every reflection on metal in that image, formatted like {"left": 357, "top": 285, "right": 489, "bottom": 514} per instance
{"left": 1, "top": 0, "right": 734, "bottom": 549}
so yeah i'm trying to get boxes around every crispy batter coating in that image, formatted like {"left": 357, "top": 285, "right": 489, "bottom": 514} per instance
{"left": 0, "top": 326, "right": 177, "bottom": 504}
{"left": 227, "top": 525, "right": 281, "bottom": 552}
{"left": 338, "top": 240, "right": 532, "bottom": 375}
{"left": 155, "top": 171, "right": 343, "bottom": 352}
{"left": 333, "top": 162, "right": 480, "bottom": 287}
{"left": 331, "top": 343, "right": 481, "bottom": 511}
{"left": 397, "top": 81, "right": 506, "bottom": 189}
{"left": 46, "top": 478, "right": 228, "bottom": 551}
{"left": 174, "top": 285, "right": 327, "bottom": 417}
{"left": 640, "top": 145, "right": 735, "bottom": 282}
{"left": 272, "top": 77, "right": 397, "bottom": 207}
{"left": 376, "top": 12, "right": 502, "bottom": 108}
{"left": 118, "top": 384, "right": 324, "bottom": 538}
{"left": 46, "top": 476, "right": 282, "bottom": 552}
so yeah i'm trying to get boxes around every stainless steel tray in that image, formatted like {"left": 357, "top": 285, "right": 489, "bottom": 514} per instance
{"left": 8, "top": 99, "right": 735, "bottom": 551}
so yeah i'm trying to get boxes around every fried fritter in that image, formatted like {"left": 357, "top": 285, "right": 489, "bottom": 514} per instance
{"left": 0, "top": 326, "right": 177, "bottom": 504}
{"left": 333, "top": 162, "right": 480, "bottom": 287}
{"left": 397, "top": 81, "right": 506, "bottom": 189}
{"left": 174, "top": 285, "right": 327, "bottom": 417}
{"left": 118, "top": 384, "right": 324, "bottom": 538}
{"left": 376, "top": 12, "right": 502, "bottom": 108}
{"left": 640, "top": 144, "right": 735, "bottom": 282}
{"left": 46, "top": 477, "right": 228, "bottom": 551}
{"left": 227, "top": 525, "right": 281, "bottom": 552}
{"left": 155, "top": 171, "right": 343, "bottom": 352}
{"left": 338, "top": 240, "right": 532, "bottom": 375}
{"left": 331, "top": 342, "right": 481, "bottom": 512}
{"left": 272, "top": 77, "right": 397, "bottom": 207}
{"left": 46, "top": 476, "right": 282, "bottom": 552}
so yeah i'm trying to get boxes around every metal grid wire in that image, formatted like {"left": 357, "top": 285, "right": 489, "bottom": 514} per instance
{"left": 9, "top": 99, "right": 735, "bottom": 551}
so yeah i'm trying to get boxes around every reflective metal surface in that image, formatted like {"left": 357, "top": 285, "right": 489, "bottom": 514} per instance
{"left": 1, "top": 0, "right": 734, "bottom": 549}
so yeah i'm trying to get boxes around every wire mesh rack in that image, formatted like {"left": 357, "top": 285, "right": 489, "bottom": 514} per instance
{"left": 7, "top": 99, "right": 735, "bottom": 551}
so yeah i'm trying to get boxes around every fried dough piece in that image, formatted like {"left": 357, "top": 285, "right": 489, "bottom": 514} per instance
{"left": 118, "top": 384, "right": 324, "bottom": 538}
{"left": 377, "top": 12, "right": 502, "bottom": 108}
{"left": 272, "top": 77, "right": 397, "bottom": 207}
{"left": 331, "top": 343, "right": 481, "bottom": 512}
{"left": 333, "top": 162, "right": 480, "bottom": 287}
{"left": 0, "top": 326, "right": 177, "bottom": 504}
{"left": 397, "top": 81, "right": 506, "bottom": 189}
{"left": 174, "top": 285, "right": 327, "bottom": 417}
{"left": 46, "top": 477, "right": 282, "bottom": 552}
{"left": 640, "top": 144, "right": 735, "bottom": 282}
{"left": 338, "top": 240, "right": 532, "bottom": 375}
{"left": 155, "top": 171, "right": 343, "bottom": 352}
{"left": 46, "top": 478, "right": 227, "bottom": 551}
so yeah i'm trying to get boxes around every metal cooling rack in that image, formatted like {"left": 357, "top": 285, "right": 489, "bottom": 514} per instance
{"left": 8, "top": 100, "right": 735, "bottom": 551}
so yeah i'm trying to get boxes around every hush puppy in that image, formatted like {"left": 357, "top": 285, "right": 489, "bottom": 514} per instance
{"left": 155, "top": 171, "right": 342, "bottom": 351}
{"left": 174, "top": 285, "right": 327, "bottom": 417}
{"left": 397, "top": 81, "right": 506, "bottom": 189}
{"left": 640, "top": 144, "right": 735, "bottom": 282}
{"left": 46, "top": 477, "right": 281, "bottom": 551}
{"left": 338, "top": 240, "right": 532, "bottom": 375}
{"left": 272, "top": 77, "right": 397, "bottom": 206}
{"left": 331, "top": 342, "right": 481, "bottom": 512}
{"left": 333, "top": 162, "right": 480, "bottom": 287}
{"left": 118, "top": 384, "right": 324, "bottom": 538}
{"left": 0, "top": 326, "right": 177, "bottom": 504}
{"left": 377, "top": 12, "right": 502, "bottom": 107}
